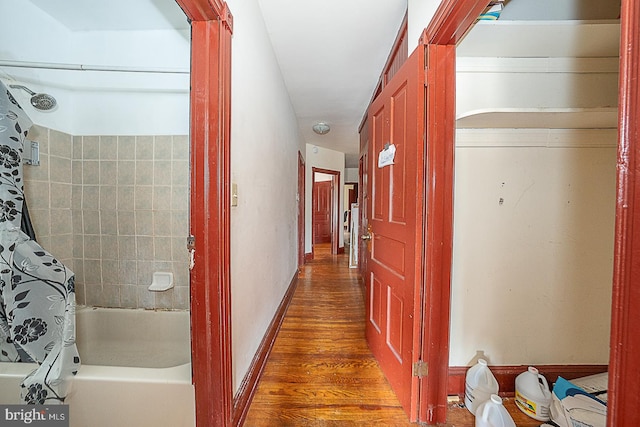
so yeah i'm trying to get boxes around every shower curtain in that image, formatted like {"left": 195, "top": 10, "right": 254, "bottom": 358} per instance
{"left": 0, "top": 81, "right": 80, "bottom": 404}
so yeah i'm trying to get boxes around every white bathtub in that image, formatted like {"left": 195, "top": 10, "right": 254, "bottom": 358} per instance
{"left": 0, "top": 306, "right": 195, "bottom": 427}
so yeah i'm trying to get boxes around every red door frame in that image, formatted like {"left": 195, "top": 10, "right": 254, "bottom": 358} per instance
{"left": 419, "top": 1, "right": 638, "bottom": 424}
{"left": 173, "top": 1, "right": 233, "bottom": 426}
{"left": 298, "top": 152, "right": 306, "bottom": 269}
{"left": 608, "top": 1, "right": 640, "bottom": 425}
{"left": 312, "top": 167, "right": 341, "bottom": 255}
{"left": 414, "top": 1, "right": 491, "bottom": 423}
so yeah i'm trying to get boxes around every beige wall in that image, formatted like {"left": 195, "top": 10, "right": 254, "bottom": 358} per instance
{"left": 228, "top": 0, "right": 302, "bottom": 394}
{"left": 450, "top": 17, "right": 619, "bottom": 367}
{"left": 24, "top": 125, "right": 189, "bottom": 311}
{"left": 450, "top": 129, "right": 616, "bottom": 366}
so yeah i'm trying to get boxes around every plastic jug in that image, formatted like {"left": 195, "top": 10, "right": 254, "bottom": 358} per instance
{"left": 475, "top": 394, "right": 516, "bottom": 427}
{"left": 515, "top": 366, "right": 552, "bottom": 421}
{"left": 465, "top": 359, "right": 499, "bottom": 415}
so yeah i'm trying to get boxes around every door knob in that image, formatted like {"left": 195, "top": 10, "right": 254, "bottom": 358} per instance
{"left": 361, "top": 233, "right": 372, "bottom": 241}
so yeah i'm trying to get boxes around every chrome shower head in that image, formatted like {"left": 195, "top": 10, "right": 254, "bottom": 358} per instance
{"left": 30, "top": 93, "right": 57, "bottom": 110}
{"left": 9, "top": 84, "right": 57, "bottom": 111}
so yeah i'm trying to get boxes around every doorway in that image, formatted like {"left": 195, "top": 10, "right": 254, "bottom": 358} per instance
{"left": 312, "top": 167, "right": 341, "bottom": 256}
{"left": 343, "top": 182, "right": 358, "bottom": 241}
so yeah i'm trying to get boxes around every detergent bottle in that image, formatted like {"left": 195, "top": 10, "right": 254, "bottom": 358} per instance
{"left": 515, "top": 366, "right": 552, "bottom": 421}
{"left": 465, "top": 359, "right": 499, "bottom": 415}
{"left": 475, "top": 394, "right": 516, "bottom": 427}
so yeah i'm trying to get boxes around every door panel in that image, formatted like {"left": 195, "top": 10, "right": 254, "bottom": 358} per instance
{"left": 390, "top": 83, "right": 409, "bottom": 224}
{"left": 372, "top": 108, "right": 387, "bottom": 222}
{"left": 313, "top": 181, "right": 332, "bottom": 244}
{"left": 365, "top": 45, "right": 425, "bottom": 419}
{"left": 387, "top": 289, "right": 405, "bottom": 360}
{"left": 370, "top": 274, "right": 383, "bottom": 333}
{"left": 372, "top": 234, "right": 406, "bottom": 276}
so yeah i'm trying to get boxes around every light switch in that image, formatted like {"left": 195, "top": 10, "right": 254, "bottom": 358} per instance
{"left": 231, "top": 183, "right": 238, "bottom": 207}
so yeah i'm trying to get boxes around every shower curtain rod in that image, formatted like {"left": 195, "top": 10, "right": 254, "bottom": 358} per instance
{"left": 0, "top": 59, "right": 189, "bottom": 74}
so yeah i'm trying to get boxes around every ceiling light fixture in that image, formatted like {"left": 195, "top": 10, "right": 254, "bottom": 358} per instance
{"left": 312, "top": 122, "right": 330, "bottom": 135}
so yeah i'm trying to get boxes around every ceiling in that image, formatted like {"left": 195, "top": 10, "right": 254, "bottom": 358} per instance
{"left": 256, "top": 0, "right": 407, "bottom": 167}
{"left": 25, "top": 0, "right": 407, "bottom": 167}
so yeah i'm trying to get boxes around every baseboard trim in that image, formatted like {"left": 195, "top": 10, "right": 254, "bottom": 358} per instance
{"left": 232, "top": 272, "right": 299, "bottom": 426}
{"left": 448, "top": 364, "right": 608, "bottom": 396}
{"left": 305, "top": 252, "right": 314, "bottom": 262}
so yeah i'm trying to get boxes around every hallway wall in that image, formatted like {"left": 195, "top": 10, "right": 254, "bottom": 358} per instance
{"left": 228, "top": 0, "right": 303, "bottom": 394}
{"left": 345, "top": 167, "right": 358, "bottom": 183}
{"left": 407, "top": 0, "right": 440, "bottom": 54}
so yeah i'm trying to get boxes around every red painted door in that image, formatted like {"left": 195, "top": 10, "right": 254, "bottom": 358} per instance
{"left": 313, "top": 181, "right": 332, "bottom": 244}
{"left": 365, "top": 45, "right": 425, "bottom": 419}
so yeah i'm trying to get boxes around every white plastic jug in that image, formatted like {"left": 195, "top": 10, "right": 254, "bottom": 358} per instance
{"left": 515, "top": 366, "right": 552, "bottom": 421}
{"left": 475, "top": 394, "right": 516, "bottom": 427}
{"left": 465, "top": 359, "right": 499, "bottom": 415}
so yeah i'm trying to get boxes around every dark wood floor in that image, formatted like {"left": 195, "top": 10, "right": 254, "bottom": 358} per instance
{"left": 243, "top": 244, "right": 542, "bottom": 427}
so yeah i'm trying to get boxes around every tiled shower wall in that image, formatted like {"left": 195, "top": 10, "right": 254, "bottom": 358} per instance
{"left": 24, "top": 126, "right": 74, "bottom": 275}
{"left": 24, "top": 126, "right": 190, "bottom": 310}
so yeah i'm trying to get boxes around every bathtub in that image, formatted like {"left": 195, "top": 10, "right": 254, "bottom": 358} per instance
{"left": 0, "top": 306, "right": 195, "bottom": 427}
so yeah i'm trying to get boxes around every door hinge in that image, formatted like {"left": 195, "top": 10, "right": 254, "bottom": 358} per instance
{"left": 413, "top": 361, "right": 428, "bottom": 378}
{"left": 187, "top": 235, "right": 195, "bottom": 270}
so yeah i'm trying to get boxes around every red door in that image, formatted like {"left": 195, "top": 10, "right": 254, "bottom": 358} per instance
{"left": 313, "top": 181, "right": 332, "bottom": 244}
{"left": 365, "top": 45, "right": 425, "bottom": 419}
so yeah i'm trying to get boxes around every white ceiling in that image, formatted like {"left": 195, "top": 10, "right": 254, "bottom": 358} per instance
{"left": 256, "top": 0, "right": 407, "bottom": 166}
{"left": 25, "top": 0, "right": 407, "bottom": 167}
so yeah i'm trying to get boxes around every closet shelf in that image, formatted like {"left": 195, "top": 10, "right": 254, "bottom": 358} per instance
{"left": 456, "top": 107, "right": 618, "bottom": 129}
{"left": 457, "top": 20, "right": 620, "bottom": 58}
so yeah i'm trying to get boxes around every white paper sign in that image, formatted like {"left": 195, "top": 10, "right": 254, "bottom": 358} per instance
{"left": 378, "top": 143, "right": 396, "bottom": 168}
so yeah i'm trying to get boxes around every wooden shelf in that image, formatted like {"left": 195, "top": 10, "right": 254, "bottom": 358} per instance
{"left": 457, "top": 20, "right": 620, "bottom": 58}
{"left": 456, "top": 107, "right": 618, "bottom": 129}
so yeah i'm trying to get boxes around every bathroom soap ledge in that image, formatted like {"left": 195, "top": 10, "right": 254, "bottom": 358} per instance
{"left": 148, "top": 272, "right": 174, "bottom": 292}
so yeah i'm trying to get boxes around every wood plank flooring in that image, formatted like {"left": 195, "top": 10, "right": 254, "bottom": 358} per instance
{"left": 243, "top": 244, "right": 543, "bottom": 427}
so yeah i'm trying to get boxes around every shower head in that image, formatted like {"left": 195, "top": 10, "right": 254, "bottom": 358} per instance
{"left": 9, "top": 84, "right": 57, "bottom": 111}
{"left": 30, "top": 93, "right": 57, "bottom": 111}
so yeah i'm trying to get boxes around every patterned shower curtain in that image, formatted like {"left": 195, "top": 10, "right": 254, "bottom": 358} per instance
{"left": 0, "top": 81, "right": 80, "bottom": 404}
